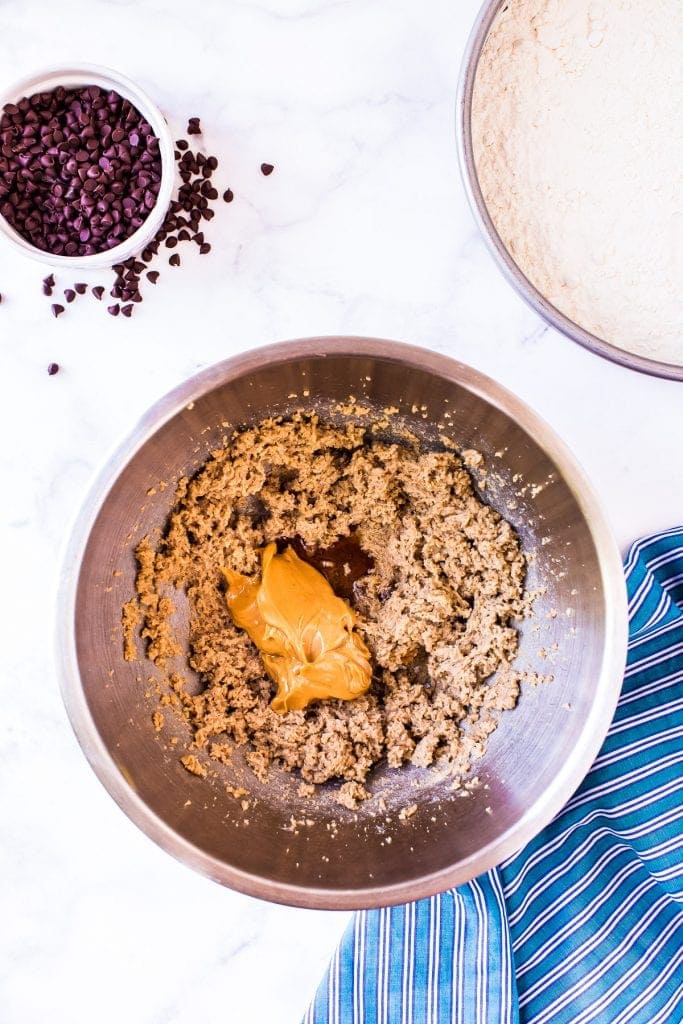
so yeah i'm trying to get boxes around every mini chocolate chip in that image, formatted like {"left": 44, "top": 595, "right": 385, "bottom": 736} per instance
{"left": 222, "top": 188, "right": 234, "bottom": 203}
{"left": 260, "top": 163, "right": 274, "bottom": 176}
{"left": 169, "top": 253, "right": 180, "bottom": 266}
{"left": 43, "top": 274, "right": 55, "bottom": 287}
{"left": 47, "top": 362, "right": 59, "bottom": 375}
{"left": 177, "top": 229, "right": 190, "bottom": 241}
{"left": 42, "top": 283, "right": 53, "bottom": 296}
{"left": 107, "top": 303, "right": 120, "bottom": 316}
{"left": 175, "top": 139, "right": 188, "bottom": 151}
{"left": 64, "top": 288, "right": 76, "bottom": 302}
{"left": 51, "top": 303, "right": 64, "bottom": 318}
{"left": 0, "top": 86, "right": 162, "bottom": 258}
{"left": 199, "top": 242, "right": 211, "bottom": 254}
{"left": 192, "top": 231, "right": 204, "bottom": 244}
{"left": 121, "top": 303, "right": 133, "bottom": 317}
{"left": 165, "top": 235, "right": 178, "bottom": 248}
{"left": 92, "top": 285, "right": 105, "bottom": 300}
{"left": 74, "top": 282, "right": 87, "bottom": 294}
{"left": 146, "top": 270, "right": 159, "bottom": 284}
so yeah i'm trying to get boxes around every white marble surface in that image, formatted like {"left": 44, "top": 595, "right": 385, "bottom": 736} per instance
{"left": 1, "top": 0, "right": 681, "bottom": 1021}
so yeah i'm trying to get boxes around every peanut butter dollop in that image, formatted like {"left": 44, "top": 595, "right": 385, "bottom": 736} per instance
{"left": 222, "top": 543, "right": 372, "bottom": 714}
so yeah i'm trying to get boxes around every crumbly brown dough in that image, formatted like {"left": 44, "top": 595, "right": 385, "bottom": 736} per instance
{"left": 129, "top": 412, "right": 527, "bottom": 790}
{"left": 180, "top": 753, "right": 207, "bottom": 777}
{"left": 121, "top": 600, "right": 140, "bottom": 662}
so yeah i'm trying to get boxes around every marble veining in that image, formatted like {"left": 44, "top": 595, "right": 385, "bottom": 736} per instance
{"left": 1, "top": 0, "right": 681, "bottom": 1021}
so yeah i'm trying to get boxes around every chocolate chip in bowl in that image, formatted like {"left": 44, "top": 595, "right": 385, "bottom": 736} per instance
{"left": 0, "top": 64, "right": 174, "bottom": 271}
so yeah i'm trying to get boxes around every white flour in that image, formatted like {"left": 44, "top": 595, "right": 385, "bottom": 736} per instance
{"left": 472, "top": 0, "right": 683, "bottom": 365}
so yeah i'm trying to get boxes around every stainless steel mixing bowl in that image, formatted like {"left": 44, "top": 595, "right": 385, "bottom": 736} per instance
{"left": 58, "top": 337, "right": 627, "bottom": 909}
{"left": 457, "top": 0, "right": 683, "bottom": 383}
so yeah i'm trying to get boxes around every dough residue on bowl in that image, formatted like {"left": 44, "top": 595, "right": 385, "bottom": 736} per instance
{"left": 472, "top": 0, "right": 683, "bottom": 365}
{"left": 124, "top": 412, "right": 528, "bottom": 801}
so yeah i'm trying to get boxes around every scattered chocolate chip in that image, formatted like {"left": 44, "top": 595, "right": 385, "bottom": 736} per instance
{"left": 223, "top": 188, "right": 234, "bottom": 203}
{"left": 51, "top": 303, "right": 64, "bottom": 318}
{"left": 42, "top": 283, "right": 53, "bottom": 296}
{"left": 43, "top": 274, "right": 55, "bottom": 288}
{"left": 47, "top": 361, "right": 59, "bottom": 375}
{"left": 260, "top": 162, "right": 274, "bottom": 176}
{"left": 26, "top": 111, "right": 220, "bottom": 322}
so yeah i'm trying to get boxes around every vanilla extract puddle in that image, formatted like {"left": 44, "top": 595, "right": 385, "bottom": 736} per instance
{"left": 275, "top": 531, "right": 374, "bottom": 606}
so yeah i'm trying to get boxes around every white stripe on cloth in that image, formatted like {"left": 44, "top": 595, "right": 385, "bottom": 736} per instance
{"left": 521, "top": 891, "right": 674, "bottom": 1014}
{"left": 489, "top": 870, "right": 512, "bottom": 1023}
{"left": 507, "top": 809, "right": 681, "bottom": 933}
{"left": 471, "top": 879, "right": 488, "bottom": 1024}
{"left": 557, "top": 913, "right": 682, "bottom": 1024}
{"left": 593, "top": 721, "right": 683, "bottom": 768}
{"left": 621, "top": 526, "right": 683, "bottom": 575}
{"left": 610, "top": 941, "right": 683, "bottom": 1024}
{"left": 514, "top": 858, "right": 642, "bottom": 965}
{"left": 623, "top": 639, "right": 683, "bottom": 677}
{"left": 628, "top": 613, "right": 681, "bottom": 649}
{"left": 627, "top": 544, "right": 683, "bottom": 615}
{"left": 453, "top": 891, "right": 465, "bottom": 1024}
{"left": 505, "top": 777, "right": 679, "bottom": 905}
{"left": 353, "top": 910, "right": 364, "bottom": 1024}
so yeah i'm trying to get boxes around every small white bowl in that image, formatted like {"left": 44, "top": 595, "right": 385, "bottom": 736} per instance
{"left": 0, "top": 63, "right": 175, "bottom": 271}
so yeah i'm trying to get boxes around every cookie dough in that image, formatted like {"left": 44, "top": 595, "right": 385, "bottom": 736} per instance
{"left": 129, "top": 412, "right": 527, "bottom": 787}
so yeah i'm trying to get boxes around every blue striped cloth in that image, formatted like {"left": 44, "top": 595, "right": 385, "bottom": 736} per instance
{"left": 304, "top": 529, "right": 683, "bottom": 1024}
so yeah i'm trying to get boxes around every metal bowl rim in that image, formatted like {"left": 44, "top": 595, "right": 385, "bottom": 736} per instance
{"left": 456, "top": 0, "right": 683, "bottom": 383}
{"left": 56, "top": 336, "right": 628, "bottom": 909}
